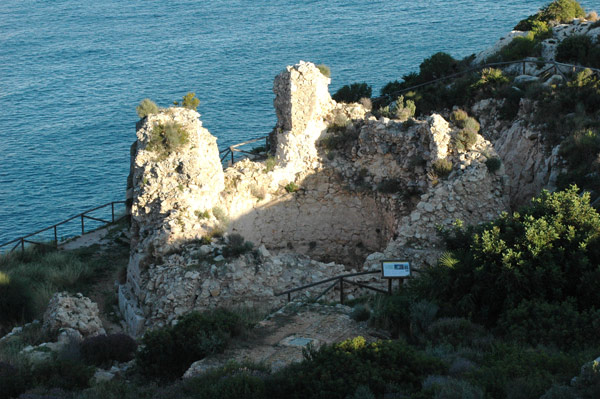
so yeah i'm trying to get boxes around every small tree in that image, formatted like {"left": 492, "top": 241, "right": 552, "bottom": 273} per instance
{"left": 181, "top": 92, "right": 200, "bottom": 111}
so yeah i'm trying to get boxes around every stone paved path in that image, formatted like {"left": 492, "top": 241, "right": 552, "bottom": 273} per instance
{"left": 183, "top": 302, "right": 384, "bottom": 378}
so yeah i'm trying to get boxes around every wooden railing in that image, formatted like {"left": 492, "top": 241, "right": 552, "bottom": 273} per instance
{"left": 274, "top": 270, "right": 388, "bottom": 305}
{"left": 219, "top": 135, "right": 269, "bottom": 164}
{"left": 0, "top": 201, "right": 127, "bottom": 254}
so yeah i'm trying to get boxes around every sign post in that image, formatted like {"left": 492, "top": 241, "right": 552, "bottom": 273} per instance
{"left": 381, "top": 260, "right": 411, "bottom": 294}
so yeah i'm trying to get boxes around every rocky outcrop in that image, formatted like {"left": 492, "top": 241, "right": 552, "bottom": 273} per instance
{"left": 129, "top": 107, "right": 224, "bottom": 256}
{"left": 472, "top": 98, "right": 563, "bottom": 209}
{"left": 120, "top": 61, "right": 511, "bottom": 334}
{"left": 42, "top": 292, "right": 105, "bottom": 338}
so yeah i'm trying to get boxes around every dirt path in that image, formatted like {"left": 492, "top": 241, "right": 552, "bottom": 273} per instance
{"left": 184, "top": 302, "right": 385, "bottom": 377}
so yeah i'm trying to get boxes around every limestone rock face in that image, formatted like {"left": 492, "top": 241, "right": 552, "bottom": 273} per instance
{"left": 472, "top": 99, "right": 563, "bottom": 209}
{"left": 42, "top": 293, "right": 105, "bottom": 338}
{"left": 130, "top": 107, "right": 224, "bottom": 255}
{"left": 272, "top": 61, "right": 334, "bottom": 171}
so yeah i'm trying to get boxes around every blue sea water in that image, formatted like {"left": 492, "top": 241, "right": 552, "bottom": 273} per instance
{"left": 0, "top": 0, "right": 596, "bottom": 245}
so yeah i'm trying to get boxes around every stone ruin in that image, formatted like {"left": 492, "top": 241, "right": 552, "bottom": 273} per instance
{"left": 119, "top": 61, "right": 515, "bottom": 335}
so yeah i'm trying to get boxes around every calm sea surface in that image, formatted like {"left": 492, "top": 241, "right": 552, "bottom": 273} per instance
{"left": 0, "top": 0, "right": 595, "bottom": 244}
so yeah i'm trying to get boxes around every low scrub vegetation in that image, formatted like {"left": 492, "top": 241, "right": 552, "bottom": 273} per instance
{"left": 514, "top": 0, "right": 586, "bottom": 31}
{"left": 0, "top": 237, "right": 128, "bottom": 334}
{"left": 136, "top": 98, "right": 159, "bottom": 119}
{"left": 332, "top": 82, "right": 372, "bottom": 103}
{"left": 136, "top": 309, "right": 245, "bottom": 380}
{"left": 146, "top": 121, "right": 190, "bottom": 157}
{"left": 316, "top": 64, "right": 330, "bottom": 78}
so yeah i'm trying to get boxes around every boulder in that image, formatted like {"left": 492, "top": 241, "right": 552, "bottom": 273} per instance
{"left": 42, "top": 292, "right": 105, "bottom": 338}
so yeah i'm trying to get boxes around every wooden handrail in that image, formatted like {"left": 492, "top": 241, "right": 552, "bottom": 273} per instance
{"left": 274, "top": 270, "right": 384, "bottom": 304}
{"left": 0, "top": 201, "right": 127, "bottom": 253}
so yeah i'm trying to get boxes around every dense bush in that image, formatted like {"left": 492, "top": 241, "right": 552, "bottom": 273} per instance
{"left": 0, "top": 362, "right": 27, "bottom": 399}
{"left": 80, "top": 333, "right": 137, "bottom": 367}
{"left": 181, "top": 92, "right": 200, "bottom": 111}
{"left": 556, "top": 35, "right": 600, "bottom": 68}
{"left": 431, "top": 159, "right": 453, "bottom": 179}
{"left": 426, "top": 318, "right": 487, "bottom": 348}
{"left": 417, "top": 52, "right": 458, "bottom": 82}
{"left": 515, "top": 0, "right": 585, "bottom": 30}
{"left": 467, "top": 343, "right": 584, "bottom": 399}
{"left": 416, "top": 186, "right": 600, "bottom": 331}
{"left": 332, "top": 83, "right": 372, "bottom": 103}
{"left": 368, "top": 292, "right": 412, "bottom": 338}
{"left": 269, "top": 336, "right": 446, "bottom": 399}
{"left": 136, "top": 309, "right": 244, "bottom": 379}
{"left": 454, "top": 128, "right": 478, "bottom": 152}
{"left": 497, "top": 299, "right": 600, "bottom": 349}
{"left": 0, "top": 273, "right": 34, "bottom": 327}
{"left": 222, "top": 234, "right": 254, "bottom": 258}
{"left": 147, "top": 121, "right": 190, "bottom": 156}
{"left": 316, "top": 64, "right": 330, "bottom": 78}
{"left": 485, "top": 157, "right": 502, "bottom": 173}
{"left": 136, "top": 98, "right": 159, "bottom": 119}
{"left": 31, "top": 358, "right": 95, "bottom": 390}
{"left": 178, "top": 363, "right": 270, "bottom": 399}
{"left": 471, "top": 68, "right": 510, "bottom": 95}
{"left": 393, "top": 95, "right": 416, "bottom": 121}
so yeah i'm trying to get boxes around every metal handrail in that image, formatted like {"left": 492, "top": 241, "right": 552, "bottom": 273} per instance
{"left": 0, "top": 201, "right": 127, "bottom": 254}
{"left": 274, "top": 270, "right": 387, "bottom": 304}
{"left": 219, "top": 135, "right": 269, "bottom": 164}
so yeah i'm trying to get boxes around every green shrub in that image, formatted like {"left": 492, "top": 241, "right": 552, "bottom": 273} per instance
{"left": 31, "top": 358, "right": 94, "bottom": 390}
{"left": 316, "top": 64, "right": 331, "bottom": 78}
{"left": 409, "top": 300, "right": 439, "bottom": 342}
{"left": 0, "top": 362, "right": 27, "bottom": 399}
{"left": 147, "top": 121, "right": 189, "bottom": 156}
{"left": 423, "top": 376, "right": 484, "bottom": 399}
{"left": 376, "top": 179, "right": 402, "bottom": 194}
{"left": 180, "top": 362, "right": 269, "bottom": 399}
{"left": 369, "top": 292, "right": 412, "bottom": 338}
{"left": 515, "top": 0, "right": 585, "bottom": 30}
{"left": 350, "top": 304, "right": 370, "bottom": 322}
{"left": 332, "top": 83, "right": 372, "bottom": 103}
{"left": 432, "top": 159, "right": 453, "bottom": 179}
{"left": 394, "top": 95, "right": 416, "bottom": 121}
{"left": 181, "top": 92, "right": 200, "bottom": 111}
{"left": 419, "top": 52, "right": 458, "bottom": 82}
{"left": 426, "top": 318, "right": 487, "bottom": 348}
{"left": 542, "top": 0, "right": 586, "bottom": 22}
{"left": 418, "top": 186, "right": 600, "bottom": 328}
{"left": 269, "top": 336, "right": 446, "bottom": 399}
{"left": 450, "top": 109, "right": 468, "bottom": 124}
{"left": 136, "top": 98, "right": 159, "bottom": 119}
{"left": 328, "top": 111, "right": 351, "bottom": 133}
{"left": 0, "top": 274, "right": 34, "bottom": 327}
{"left": 497, "top": 299, "right": 600, "bottom": 349}
{"left": 485, "top": 157, "right": 502, "bottom": 173}
{"left": 264, "top": 156, "right": 277, "bottom": 173}
{"left": 195, "top": 210, "right": 210, "bottom": 220}
{"left": 136, "top": 309, "right": 243, "bottom": 379}
{"left": 223, "top": 234, "right": 254, "bottom": 258}
{"left": 556, "top": 35, "right": 598, "bottom": 67}
{"left": 212, "top": 206, "right": 228, "bottom": 223}
{"left": 466, "top": 343, "right": 584, "bottom": 399}
{"left": 454, "top": 128, "right": 478, "bottom": 151}
{"left": 80, "top": 333, "right": 137, "bottom": 367}
{"left": 471, "top": 68, "right": 510, "bottom": 95}
{"left": 284, "top": 182, "right": 299, "bottom": 193}
{"left": 494, "top": 35, "right": 539, "bottom": 62}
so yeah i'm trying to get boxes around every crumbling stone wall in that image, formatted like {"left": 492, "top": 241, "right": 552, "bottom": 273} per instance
{"left": 120, "top": 61, "right": 511, "bottom": 335}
